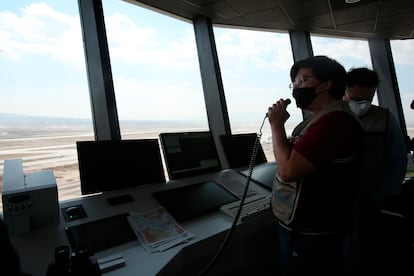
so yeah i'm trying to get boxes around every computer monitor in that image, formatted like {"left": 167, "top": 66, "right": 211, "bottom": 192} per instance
{"left": 159, "top": 131, "right": 222, "bottom": 180}
{"left": 219, "top": 133, "right": 267, "bottom": 169}
{"left": 76, "top": 139, "right": 165, "bottom": 195}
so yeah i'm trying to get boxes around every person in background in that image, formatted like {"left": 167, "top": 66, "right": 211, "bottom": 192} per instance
{"left": 344, "top": 67, "right": 407, "bottom": 202}
{"left": 267, "top": 55, "right": 364, "bottom": 276}
{"left": 343, "top": 67, "right": 408, "bottom": 274}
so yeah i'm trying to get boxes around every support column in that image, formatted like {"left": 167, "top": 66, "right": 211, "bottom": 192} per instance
{"left": 289, "top": 30, "right": 313, "bottom": 62}
{"left": 289, "top": 30, "right": 313, "bottom": 119}
{"left": 193, "top": 16, "right": 231, "bottom": 167}
{"left": 369, "top": 38, "right": 407, "bottom": 137}
{"left": 78, "top": 0, "right": 121, "bottom": 141}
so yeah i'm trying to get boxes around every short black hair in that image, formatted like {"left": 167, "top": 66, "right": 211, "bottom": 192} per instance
{"left": 290, "top": 55, "right": 347, "bottom": 100}
{"left": 346, "top": 67, "right": 379, "bottom": 88}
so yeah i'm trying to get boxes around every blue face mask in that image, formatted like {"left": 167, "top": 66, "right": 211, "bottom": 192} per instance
{"left": 292, "top": 86, "right": 318, "bottom": 109}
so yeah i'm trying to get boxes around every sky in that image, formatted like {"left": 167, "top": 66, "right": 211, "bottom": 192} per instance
{"left": 1, "top": 0, "right": 414, "bottom": 129}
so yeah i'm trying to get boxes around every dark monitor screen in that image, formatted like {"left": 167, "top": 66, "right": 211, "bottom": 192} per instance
{"left": 152, "top": 180, "right": 238, "bottom": 222}
{"left": 219, "top": 133, "right": 267, "bottom": 169}
{"left": 76, "top": 139, "right": 165, "bottom": 195}
{"left": 159, "top": 131, "right": 222, "bottom": 180}
{"left": 65, "top": 213, "right": 136, "bottom": 253}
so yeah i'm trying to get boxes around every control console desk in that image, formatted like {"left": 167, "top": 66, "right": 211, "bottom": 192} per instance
{"left": 10, "top": 169, "right": 279, "bottom": 276}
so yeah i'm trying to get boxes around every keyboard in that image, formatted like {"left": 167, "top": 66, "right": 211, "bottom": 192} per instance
{"left": 220, "top": 194, "right": 271, "bottom": 222}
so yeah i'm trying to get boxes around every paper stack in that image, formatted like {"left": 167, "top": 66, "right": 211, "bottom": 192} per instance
{"left": 127, "top": 207, "right": 194, "bottom": 253}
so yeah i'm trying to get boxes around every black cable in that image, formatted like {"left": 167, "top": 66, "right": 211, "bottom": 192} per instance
{"left": 198, "top": 115, "right": 268, "bottom": 276}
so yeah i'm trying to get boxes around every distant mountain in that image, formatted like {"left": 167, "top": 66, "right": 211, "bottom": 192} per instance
{"left": 0, "top": 113, "right": 206, "bottom": 129}
{"left": 0, "top": 113, "right": 92, "bottom": 128}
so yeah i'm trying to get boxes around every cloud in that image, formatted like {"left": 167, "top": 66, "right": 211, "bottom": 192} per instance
{"left": 0, "top": 3, "right": 84, "bottom": 67}
{"left": 105, "top": 13, "right": 198, "bottom": 70}
{"left": 1, "top": 2, "right": 413, "bottom": 124}
{"left": 0, "top": 3, "right": 201, "bottom": 71}
{"left": 215, "top": 28, "right": 293, "bottom": 74}
{"left": 311, "top": 36, "right": 372, "bottom": 66}
{"left": 113, "top": 76, "right": 206, "bottom": 120}
{"left": 391, "top": 40, "right": 414, "bottom": 65}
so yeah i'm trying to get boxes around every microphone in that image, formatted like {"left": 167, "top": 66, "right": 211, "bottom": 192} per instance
{"left": 284, "top": 99, "right": 291, "bottom": 105}
{"left": 266, "top": 99, "right": 291, "bottom": 117}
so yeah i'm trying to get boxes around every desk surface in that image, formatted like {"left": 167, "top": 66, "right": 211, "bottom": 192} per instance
{"left": 11, "top": 169, "right": 277, "bottom": 276}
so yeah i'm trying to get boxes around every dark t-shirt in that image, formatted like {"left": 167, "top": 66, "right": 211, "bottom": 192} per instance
{"left": 294, "top": 111, "right": 363, "bottom": 166}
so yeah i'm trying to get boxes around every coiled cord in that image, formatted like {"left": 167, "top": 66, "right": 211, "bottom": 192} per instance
{"left": 198, "top": 115, "right": 267, "bottom": 276}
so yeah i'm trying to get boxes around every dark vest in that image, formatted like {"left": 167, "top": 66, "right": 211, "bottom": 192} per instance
{"left": 358, "top": 105, "right": 388, "bottom": 194}
{"left": 271, "top": 101, "right": 363, "bottom": 231}
{"left": 351, "top": 106, "right": 389, "bottom": 244}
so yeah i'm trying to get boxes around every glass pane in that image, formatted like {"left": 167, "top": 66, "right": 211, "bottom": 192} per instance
{"left": 311, "top": 35, "right": 372, "bottom": 69}
{"left": 311, "top": 35, "right": 374, "bottom": 102}
{"left": 0, "top": 2, "right": 92, "bottom": 209}
{"left": 390, "top": 40, "right": 414, "bottom": 139}
{"left": 103, "top": 0, "right": 208, "bottom": 142}
{"left": 214, "top": 28, "right": 295, "bottom": 161}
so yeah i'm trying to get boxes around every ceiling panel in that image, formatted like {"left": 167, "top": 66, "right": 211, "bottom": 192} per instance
{"left": 243, "top": 8, "right": 288, "bottom": 24}
{"left": 203, "top": 1, "right": 240, "bottom": 19}
{"left": 227, "top": 0, "right": 278, "bottom": 15}
{"left": 125, "top": 0, "right": 414, "bottom": 40}
{"left": 332, "top": 6, "right": 378, "bottom": 27}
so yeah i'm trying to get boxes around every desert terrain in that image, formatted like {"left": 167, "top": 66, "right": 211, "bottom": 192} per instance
{"left": 0, "top": 126, "right": 275, "bottom": 210}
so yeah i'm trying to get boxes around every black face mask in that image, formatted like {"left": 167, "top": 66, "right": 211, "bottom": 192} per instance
{"left": 292, "top": 86, "right": 318, "bottom": 109}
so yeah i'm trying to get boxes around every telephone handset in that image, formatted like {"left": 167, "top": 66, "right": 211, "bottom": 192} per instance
{"left": 265, "top": 98, "right": 291, "bottom": 118}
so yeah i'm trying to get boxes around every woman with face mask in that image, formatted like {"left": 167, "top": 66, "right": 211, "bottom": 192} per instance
{"left": 267, "top": 55, "right": 365, "bottom": 276}
{"left": 343, "top": 67, "right": 408, "bottom": 274}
